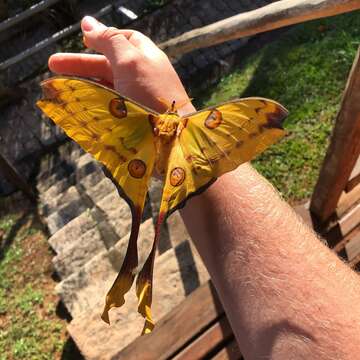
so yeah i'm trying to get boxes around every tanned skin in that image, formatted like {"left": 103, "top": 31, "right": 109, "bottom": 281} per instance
{"left": 49, "top": 16, "right": 360, "bottom": 359}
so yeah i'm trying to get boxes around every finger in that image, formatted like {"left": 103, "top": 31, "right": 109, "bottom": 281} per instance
{"left": 81, "top": 16, "right": 138, "bottom": 67}
{"left": 48, "top": 53, "right": 113, "bottom": 83}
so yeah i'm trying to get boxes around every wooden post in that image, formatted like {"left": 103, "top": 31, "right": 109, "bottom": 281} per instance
{"left": 160, "top": 0, "right": 360, "bottom": 57}
{"left": 0, "top": 153, "right": 37, "bottom": 202}
{"left": 310, "top": 47, "right": 360, "bottom": 222}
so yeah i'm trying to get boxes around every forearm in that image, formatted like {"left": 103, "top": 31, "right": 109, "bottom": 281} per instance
{"left": 180, "top": 163, "right": 360, "bottom": 359}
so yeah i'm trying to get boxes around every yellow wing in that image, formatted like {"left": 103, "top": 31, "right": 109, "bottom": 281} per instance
{"left": 36, "top": 76, "right": 157, "bottom": 324}
{"left": 134, "top": 98, "right": 288, "bottom": 334}
{"left": 180, "top": 98, "right": 288, "bottom": 178}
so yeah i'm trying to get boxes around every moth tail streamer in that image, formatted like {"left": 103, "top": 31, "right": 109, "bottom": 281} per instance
{"left": 136, "top": 211, "right": 167, "bottom": 334}
{"left": 101, "top": 207, "right": 142, "bottom": 324}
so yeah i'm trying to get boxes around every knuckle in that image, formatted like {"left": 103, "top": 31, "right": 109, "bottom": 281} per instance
{"left": 98, "top": 27, "right": 123, "bottom": 43}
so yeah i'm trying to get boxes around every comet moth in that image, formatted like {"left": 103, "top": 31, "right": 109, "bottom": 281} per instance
{"left": 37, "top": 76, "right": 288, "bottom": 334}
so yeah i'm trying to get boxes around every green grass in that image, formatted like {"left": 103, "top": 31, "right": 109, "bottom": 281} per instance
{"left": 0, "top": 207, "right": 76, "bottom": 359}
{"left": 196, "top": 11, "right": 360, "bottom": 202}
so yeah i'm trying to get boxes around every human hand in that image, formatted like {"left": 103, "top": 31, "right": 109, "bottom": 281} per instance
{"left": 48, "top": 16, "right": 195, "bottom": 115}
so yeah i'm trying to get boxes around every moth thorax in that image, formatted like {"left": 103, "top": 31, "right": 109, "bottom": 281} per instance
{"left": 157, "top": 114, "right": 180, "bottom": 138}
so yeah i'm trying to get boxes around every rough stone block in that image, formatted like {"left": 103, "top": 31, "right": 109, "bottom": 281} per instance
{"left": 46, "top": 197, "right": 92, "bottom": 235}
{"left": 67, "top": 240, "right": 209, "bottom": 359}
{"left": 56, "top": 218, "right": 155, "bottom": 317}
{"left": 39, "top": 174, "right": 75, "bottom": 202}
{"left": 48, "top": 210, "right": 97, "bottom": 254}
{"left": 52, "top": 227, "right": 106, "bottom": 279}
{"left": 41, "top": 185, "right": 81, "bottom": 217}
{"left": 93, "top": 191, "right": 132, "bottom": 240}
{"left": 84, "top": 178, "right": 115, "bottom": 204}
{"left": 36, "top": 166, "right": 68, "bottom": 193}
{"left": 78, "top": 170, "right": 104, "bottom": 191}
{"left": 76, "top": 161, "right": 99, "bottom": 182}
{"left": 76, "top": 153, "right": 94, "bottom": 169}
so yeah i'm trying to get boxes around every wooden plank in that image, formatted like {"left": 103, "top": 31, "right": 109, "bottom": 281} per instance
{"left": 345, "top": 156, "right": 360, "bottom": 192}
{"left": 160, "top": 0, "right": 360, "bottom": 57}
{"left": 336, "top": 182, "right": 360, "bottom": 218}
{"left": 211, "top": 338, "right": 242, "bottom": 360}
{"left": 339, "top": 202, "right": 360, "bottom": 237}
{"left": 349, "top": 252, "right": 360, "bottom": 268}
{"left": 345, "top": 228, "right": 360, "bottom": 261}
{"left": 0, "top": 0, "right": 60, "bottom": 33}
{"left": 310, "top": 47, "right": 360, "bottom": 222}
{"left": 173, "top": 315, "right": 234, "bottom": 360}
{"left": 117, "top": 281, "right": 224, "bottom": 360}
{"left": 333, "top": 225, "right": 360, "bottom": 254}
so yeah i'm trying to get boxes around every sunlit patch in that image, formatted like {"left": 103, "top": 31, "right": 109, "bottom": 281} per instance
{"left": 170, "top": 167, "right": 185, "bottom": 186}
{"left": 128, "top": 159, "right": 146, "bottom": 178}
{"left": 109, "top": 98, "right": 127, "bottom": 119}
{"left": 204, "top": 109, "right": 222, "bottom": 129}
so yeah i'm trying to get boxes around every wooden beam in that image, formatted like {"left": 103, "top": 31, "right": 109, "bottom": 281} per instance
{"left": 117, "top": 281, "right": 224, "bottom": 360}
{"left": 345, "top": 156, "right": 360, "bottom": 192}
{"left": 345, "top": 228, "right": 360, "bottom": 262}
{"left": 337, "top": 182, "right": 360, "bottom": 218}
{"left": 160, "top": 0, "right": 360, "bottom": 57}
{"left": 310, "top": 47, "right": 360, "bottom": 222}
{"left": 339, "top": 202, "right": 360, "bottom": 237}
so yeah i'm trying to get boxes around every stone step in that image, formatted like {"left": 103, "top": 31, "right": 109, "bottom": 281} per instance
{"left": 52, "top": 226, "right": 106, "bottom": 279}
{"left": 46, "top": 195, "right": 93, "bottom": 235}
{"left": 50, "top": 189, "right": 134, "bottom": 274}
{"left": 74, "top": 153, "right": 94, "bottom": 169}
{"left": 36, "top": 165, "right": 69, "bottom": 193}
{"left": 48, "top": 210, "right": 98, "bottom": 254}
{"left": 56, "top": 218, "right": 155, "bottom": 317}
{"left": 56, "top": 211, "right": 191, "bottom": 317}
{"left": 40, "top": 173, "right": 76, "bottom": 202}
{"left": 93, "top": 191, "right": 133, "bottom": 241}
{"left": 39, "top": 154, "right": 102, "bottom": 203}
{"left": 67, "top": 238, "right": 209, "bottom": 360}
{"left": 78, "top": 170, "right": 104, "bottom": 191}
{"left": 83, "top": 177, "right": 115, "bottom": 204}
{"left": 41, "top": 185, "right": 82, "bottom": 217}
{"left": 41, "top": 168, "right": 106, "bottom": 217}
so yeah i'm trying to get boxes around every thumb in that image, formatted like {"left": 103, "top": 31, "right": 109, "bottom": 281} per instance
{"left": 81, "top": 16, "right": 137, "bottom": 68}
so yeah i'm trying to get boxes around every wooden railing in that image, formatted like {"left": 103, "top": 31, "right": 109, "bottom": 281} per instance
{"left": 160, "top": 0, "right": 360, "bottom": 57}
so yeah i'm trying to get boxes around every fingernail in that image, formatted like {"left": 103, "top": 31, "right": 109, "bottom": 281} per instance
{"left": 82, "top": 16, "right": 106, "bottom": 32}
